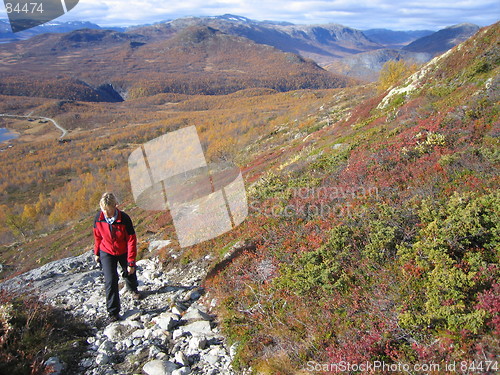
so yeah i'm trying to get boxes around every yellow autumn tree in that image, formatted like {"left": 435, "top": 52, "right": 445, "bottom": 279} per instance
{"left": 378, "top": 59, "right": 418, "bottom": 92}
{"left": 34, "top": 193, "right": 53, "bottom": 216}
{"left": 3, "top": 205, "right": 30, "bottom": 238}
{"left": 21, "top": 204, "right": 37, "bottom": 225}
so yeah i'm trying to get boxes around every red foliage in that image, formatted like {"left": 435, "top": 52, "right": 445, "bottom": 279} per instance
{"left": 327, "top": 329, "right": 383, "bottom": 363}
{"left": 476, "top": 283, "right": 500, "bottom": 335}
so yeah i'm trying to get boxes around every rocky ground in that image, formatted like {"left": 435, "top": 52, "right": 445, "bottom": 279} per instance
{"left": 0, "top": 249, "right": 244, "bottom": 375}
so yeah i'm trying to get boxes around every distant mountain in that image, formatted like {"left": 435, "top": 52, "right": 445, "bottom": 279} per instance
{"left": 129, "top": 15, "right": 381, "bottom": 65}
{"left": 363, "top": 28, "right": 434, "bottom": 47}
{"left": 330, "top": 23, "right": 481, "bottom": 81}
{"left": 0, "top": 25, "right": 354, "bottom": 101}
{"left": 403, "top": 23, "right": 480, "bottom": 54}
{"left": 130, "top": 16, "right": 480, "bottom": 77}
{"left": 325, "top": 49, "right": 432, "bottom": 81}
{"left": 0, "top": 15, "right": 482, "bottom": 86}
{"left": 0, "top": 20, "right": 115, "bottom": 42}
{"left": 2, "top": 15, "right": 380, "bottom": 63}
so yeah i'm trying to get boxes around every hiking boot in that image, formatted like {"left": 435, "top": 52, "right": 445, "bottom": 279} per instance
{"left": 108, "top": 313, "right": 121, "bottom": 322}
{"left": 131, "top": 290, "right": 142, "bottom": 300}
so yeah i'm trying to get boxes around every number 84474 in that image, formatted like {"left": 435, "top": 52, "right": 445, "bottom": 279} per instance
{"left": 6, "top": 2, "right": 44, "bottom": 14}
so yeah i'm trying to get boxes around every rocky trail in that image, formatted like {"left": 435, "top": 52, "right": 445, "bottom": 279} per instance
{"left": 0, "top": 250, "right": 242, "bottom": 375}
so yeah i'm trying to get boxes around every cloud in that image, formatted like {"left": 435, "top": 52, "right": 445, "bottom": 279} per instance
{"left": 1, "top": 0, "right": 498, "bottom": 30}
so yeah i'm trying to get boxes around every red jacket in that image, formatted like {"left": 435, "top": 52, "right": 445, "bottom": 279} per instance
{"left": 93, "top": 210, "right": 137, "bottom": 264}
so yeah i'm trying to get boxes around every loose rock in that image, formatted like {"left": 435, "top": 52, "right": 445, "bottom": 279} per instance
{"left": 44, "top": 357, "right": 65, "bottom": 374}
{"left": 0, "top": 250, "right": 240, "bottom": 374}
{"left": 143, "top": 360, "right": 178, "bottom": 375}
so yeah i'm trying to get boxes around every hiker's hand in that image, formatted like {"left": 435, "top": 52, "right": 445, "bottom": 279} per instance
{"left": 94, "top": 255, "right": 100, "bottom": 263}
{"left": 127, "top": 266, "right": 135, "bottom": 274}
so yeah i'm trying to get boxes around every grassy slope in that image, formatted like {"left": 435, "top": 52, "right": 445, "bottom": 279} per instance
{"left": 198, "top": 22, "right": 499, "bottom": 373}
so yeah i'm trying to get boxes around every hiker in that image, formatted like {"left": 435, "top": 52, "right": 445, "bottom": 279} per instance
{"left": 93, "top": 192, "right": 141, "bottom": 322}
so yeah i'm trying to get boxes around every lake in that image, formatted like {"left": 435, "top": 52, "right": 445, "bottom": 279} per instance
{"left": 0, "top": 128, "right": 18, "bottom": 142}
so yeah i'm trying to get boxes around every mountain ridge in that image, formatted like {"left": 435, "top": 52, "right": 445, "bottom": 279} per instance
{"left": 149, "top": 15, "right": 382, "bottom": 64}
{"left": 327, "top": 22, "right": 481, "bottom": 80}
{"left": 0, "top": 15, "right": 482, "bottom": 83}
{"left": 403, "top": 22, "right": 480, "bottom": 54}
{"left": 0, "top": 24, "right": 354, "bottom": 101}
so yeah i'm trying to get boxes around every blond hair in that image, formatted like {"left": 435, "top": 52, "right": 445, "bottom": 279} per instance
{"left": 100, "top": 192, "right": 118, "bottom": 210}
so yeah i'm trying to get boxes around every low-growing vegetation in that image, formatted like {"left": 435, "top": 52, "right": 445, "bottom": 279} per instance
{"left": 0, "top": 291, "right": 90, "bottom": 375}
{"left": 201, "top": 22, "right": 499, "bottom": 373}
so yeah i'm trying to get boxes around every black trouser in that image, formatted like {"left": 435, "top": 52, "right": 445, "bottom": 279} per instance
{"left": 99, "top": 250, "right": 138, "bottom": 315}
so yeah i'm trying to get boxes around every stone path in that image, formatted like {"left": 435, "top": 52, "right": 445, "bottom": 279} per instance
{"left": 1, "top": 251, "right": 239, "bottom": 375}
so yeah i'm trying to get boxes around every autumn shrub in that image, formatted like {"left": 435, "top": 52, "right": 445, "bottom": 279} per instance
{"left": 247, "top": 171, "right": 289, "bottom": 200}
{"left": 397, "top": 191, "right": 500, "bottom": 335}
{"left": 0, "top": 290, "right": 90, "bottom": 375}
{"left": 275, "top": 225, "right": 354, "bottom": 295}
{"left": 476, "top": 282, "right": 500, "bottom": 335}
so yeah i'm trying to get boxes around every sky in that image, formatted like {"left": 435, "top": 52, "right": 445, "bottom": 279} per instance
{"left": 1, "top": 0, "right": 499, "bottom": 30}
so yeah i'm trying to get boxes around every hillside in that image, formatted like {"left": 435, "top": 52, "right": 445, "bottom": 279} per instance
{"left": 0, "top": 25, "right": 353, "bottom": 100}
{"left": 201, "top": 21, "right": 498, "bottom": 372}
{"left": 403, "top": 22, "right": 480, "bottom": 54}
{"left": 0, "top": 17, "right": 498, "bottom": 375}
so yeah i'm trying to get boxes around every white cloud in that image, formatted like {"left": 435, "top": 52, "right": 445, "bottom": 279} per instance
{"left": 1, "top": 0, "right": 498, "bottom": 30}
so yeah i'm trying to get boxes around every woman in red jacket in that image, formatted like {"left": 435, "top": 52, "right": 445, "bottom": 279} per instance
{"left": 93, "top": 192, "right": 140, "bottom": 322}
